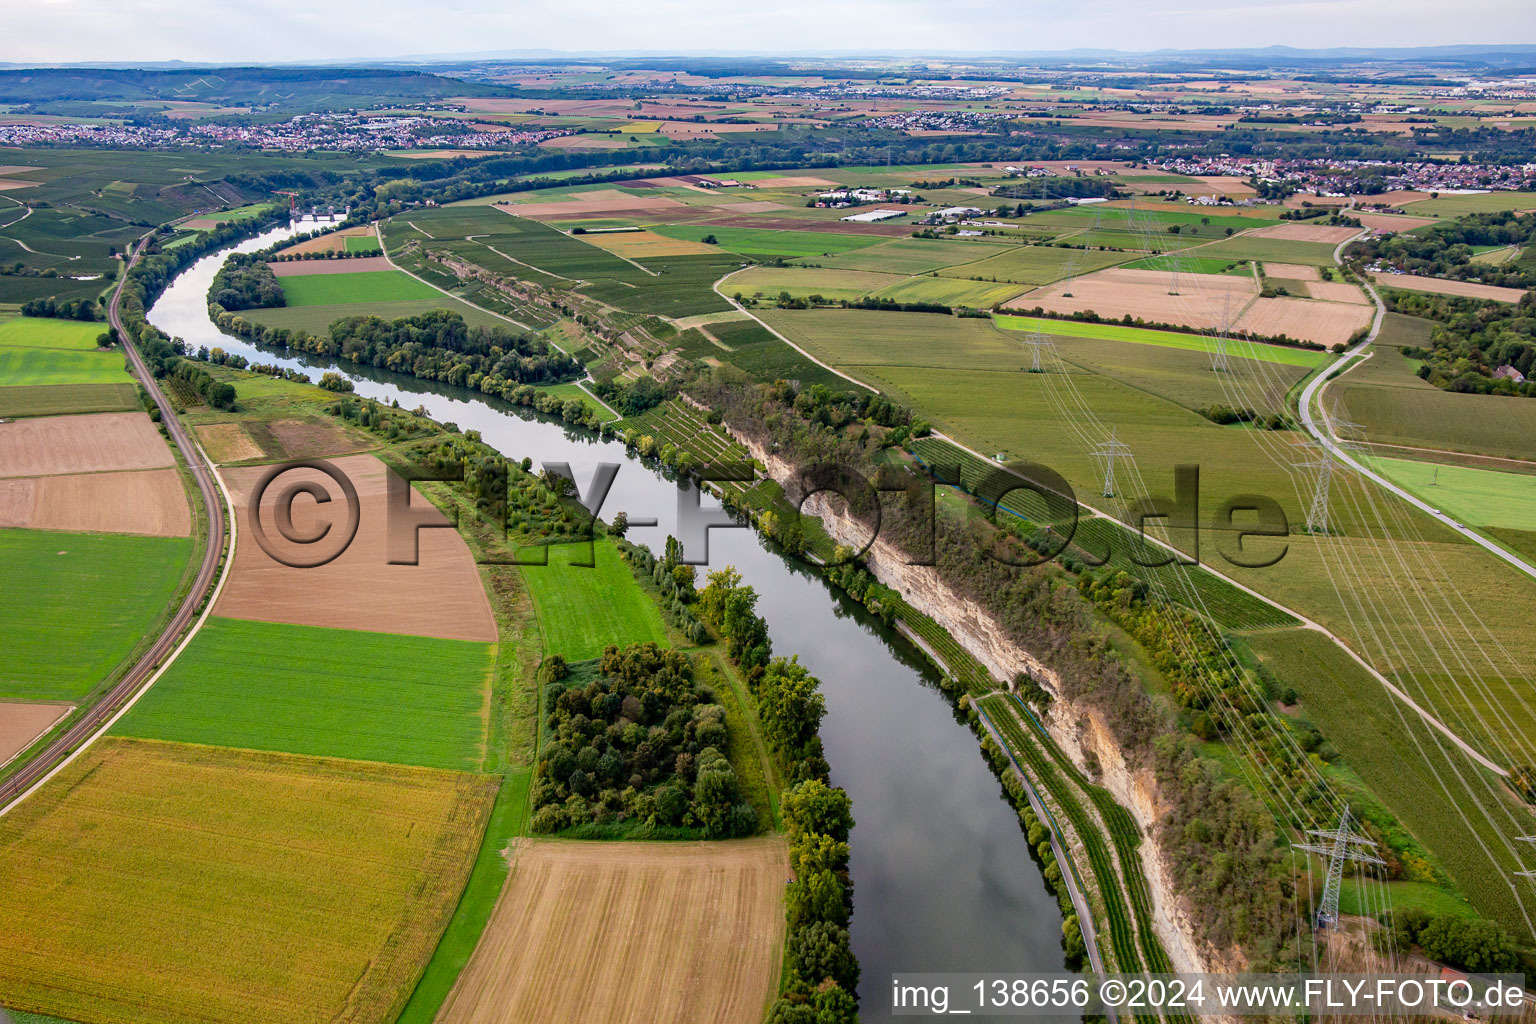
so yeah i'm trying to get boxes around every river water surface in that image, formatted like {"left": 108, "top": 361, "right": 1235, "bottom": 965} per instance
{"left": 148, "top": 222, "right": 1068, "bottom": 1020}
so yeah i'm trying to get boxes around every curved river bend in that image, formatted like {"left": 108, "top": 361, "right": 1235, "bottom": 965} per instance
{"left": 149, "top": 223, "right": 1067, "bottom": 1020}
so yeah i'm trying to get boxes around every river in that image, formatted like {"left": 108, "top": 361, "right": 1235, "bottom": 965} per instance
{"left": 148, "top": 222, "right": 1068, "bottom": 1020}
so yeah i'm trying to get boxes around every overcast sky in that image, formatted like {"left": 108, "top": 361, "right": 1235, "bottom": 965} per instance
{"left": 4, "top": 0, "right": 1534, "bottom": 64}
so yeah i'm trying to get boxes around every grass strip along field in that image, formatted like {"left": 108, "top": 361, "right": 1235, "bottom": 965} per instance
{"left": 908, "top": 438, "right": 1296, "bottom": 631}
{"left": 994, "top": 314, "right": 1327, "bottom": 368}
{"left": 519, "top": 540, "right": 669, "bottom": 661}
{"left": 0, "top": 528, "right": 192, "bottom": 702}
{"left": 0, "top": 381, "right": 138, "bottom": 417}
{"left": 0, "top": 737, "right": 497, "bottom": 1024}
{"left": 113, "top": 617, "right": 496, "bottom": 773}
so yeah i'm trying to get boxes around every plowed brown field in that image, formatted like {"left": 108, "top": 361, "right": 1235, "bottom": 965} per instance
{"left": 1235, "top": 296, "right": 1372, "bottom": 346}
{"left": 0, "top": 468, "right": 189, "bottom": 536}
{"left": 214, "top": 454, "right": 497, "bottom": 641}
{"left": 1004, "top": 266, "right": 1257, "bottom": 329}
{"left": 0, "top": 702, "right": 70, "bottom": 766}
{"left": 437, "top": 837, "right": 788, "bottom": 1024}
{"left": 0, "top": 412, "right": 173, "bottom": 478}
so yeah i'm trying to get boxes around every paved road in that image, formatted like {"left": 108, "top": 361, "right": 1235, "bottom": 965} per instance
{"left": 0, "top": 237, "right": 230, "bottom": 812}
{"left": 1298, "top": 231, "right": 1536, "bottom": 583}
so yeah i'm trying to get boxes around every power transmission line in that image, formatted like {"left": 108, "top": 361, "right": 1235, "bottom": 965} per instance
{"left": 1091, "top": 428, "right": 1132, "bottom": 499}
{"left": 1020, "top": 329, "right": 1053, "bottom": 373}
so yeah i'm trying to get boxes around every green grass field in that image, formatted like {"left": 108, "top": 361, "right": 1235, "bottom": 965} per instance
{"left": 0, "top": 381, "right": 138, "bottom": 417}
{"left": 1403, "top": 192, "right": 1536, "bottom": 217}
{"left": 0, "top": 317, "right": 108, "bottom": 350}
{"left": 728, "top": 266, "right": 905, "bottom": 302}
{"left": 0, "top": 529, "right": 190, "bottom": 702}
{"left": 995, "top": 314, "right": 1328, "bottom": 367}
{"left": 244, "top": 296, "right": 508, "bottom": 334}
{"left": 1122, "top": 254, "right": 1252, "bottom": 276}
{"left": 277, "top": 270, "right": 443, "bottom": 307}
{"left": 935, "top": 244, "right": 1134, "bottom": 285}
{"left": 518, "top": 540, "right": 669, "bottom": 661}
{"left": 873, "top": 275, "right": 1027, "bottom": 308}
{"left": 344, "top": 235, "right": 383, "bottom": 254}
{"left": 653, "top": 224, "right": 883, "bottom": 258}
{"left": 1367, "top": 457, "right": 1536, "bottom": 533}
{"left": 804, "top": 237, "right": 1011, "bottom": 275}
{"left": 534, "top": 381, "right": 617, "bottom": 421}
{"left": 1178, "top": 236, "right": 1341, "bottom": 267}
{"left": 112, "top": 617, "right": 496, "bottom": 772}
{"left": 0, "top": 346, "right": 126, "bottom": 386}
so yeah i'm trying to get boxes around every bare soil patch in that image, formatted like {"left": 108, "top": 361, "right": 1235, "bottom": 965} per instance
{"left": 244, "top": 416, "right": 371, "bottom": 460}
{"left": 1371, "top": 274, "right": 1530, "bottom": 303}
{"left": 1004, "top": 266, "right": 1257, "bottom": 329}
{"left": 438, "top": 837, "right": 788, "bottom": 1024}
{"left": 214, "top": 454, "right": 497, "bottom": 642}
{"left": 498, "top": 193, "right": 688, "bottom": 219}
{"left": 1304, "top": 280, "right": 1369, "bottom": 304}
{"left": 0, "top": 468, "right": 189, "bottom": 536}
{"left": 0, "top": 412, "right": 173, "bottom": 479}
{"left": 1193, "top": 175, "right": 1257, "bottom": 196}
{"left": 748, "top": 175, "right": 839, "bottom": 189}
{"left": 0, "top": 180, "right": 40, "bottom": 191}
{"left": 194, "top": 421, "right": 265, "bottom": 463}
{"left": 0, "top": 701, "right": 71, "bottom": 767}
{"left": 581, "top": 230, "right": 718, "bottom": 257}
{"left": 1263, "top": 262, "right": 1320, "bottom": 281}
{"left": 267, "top": 256, "right": 393, "bottom": 276}
{"left": 1245, "top": 223, "right": 1362, "bottom": 243}
{"left": 1235, "top": 296, "right": 1372, "bottom": 346}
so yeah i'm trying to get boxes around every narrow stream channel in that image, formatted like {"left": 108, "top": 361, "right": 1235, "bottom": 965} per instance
{"left": 148, "top": 222, "right": 1069, "bottom": 1020}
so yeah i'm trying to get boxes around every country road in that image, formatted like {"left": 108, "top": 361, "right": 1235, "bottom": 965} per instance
{"left": 0, "top": 236, "right": 231, "bottom": 813}
{"left": 1298, "top": 230, "right": 1536, "bottom": 584}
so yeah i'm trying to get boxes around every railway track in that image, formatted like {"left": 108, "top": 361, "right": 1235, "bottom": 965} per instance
{"left": 0, "top": 236, "right": 230, "bottom": 812}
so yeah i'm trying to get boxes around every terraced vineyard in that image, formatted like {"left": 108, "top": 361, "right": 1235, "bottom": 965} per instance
{"left": 909, "top": 437, "right": 1297, "bottom": 630}
{"left": 888, "top": 595, "right": 998, "bottom": 696}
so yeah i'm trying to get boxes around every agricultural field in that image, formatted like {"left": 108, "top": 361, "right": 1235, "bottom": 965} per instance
{"left": 0, "top": 380, "right": 138, "bottom": 417}
{"left": 938, "top": 244, "right": 1135, "bottom": 285}
{"left": 517, "top": 541, "right": 669, "bottom": 661}
{"left": 871, "top": 275, "right": 1027, "bottom": 307}
{"left": 1331, "top": 314, "right": 1536, "bottom": 461}
{"left": 1004, "top": 266, "right": 1258, "bottom": 332}
{"left": 215, "top": 454, "right": 499, "bottom": 642}
{"left": 652, "top": 224, "right": 883, "bottom": 258}
{"left": 1366, "top": 456, "right": 1536, "bottom": 544}
{"left": 275, "top": 269, "right": 443, "bottom": 306}
{"left": 113, "top": 617, "right": 496, "bottom": 772}
{"left": 995, "top": 314, "right": 1328, "bottom": 368}
{"left": 435, "top": 837, "right": 788, "bottom": 1024}
{"left": 727, "top": 266, "right": 906, "bottom": 303}
{"left": 0, "top": 737, "right": 496, "bottom": 1024}
{"left": 1177, "top": 235, "right": 1341, "bottom": 266}
{"left": 1241, "top": 629, "right": 1526, "bottom": 936}
{"left": 0, "top": 317, "right": 110, "bottom": 350}
{"left": 244, "top": 295, "right": 510, "bottom": 334}
{"left": 0, "top": 467, "right": 190, "bottom": 536}
{"left": 0, "top": 346, "right": 127, "bottom": 386}
{"left": 804, "top": 236, "right": 1012, "bottom": 275}
{"left": 1372, "top": 274, "right": 1530, "bottom": 303}
{"left": 0, "top": 528, "right": 191, "bottom": 701}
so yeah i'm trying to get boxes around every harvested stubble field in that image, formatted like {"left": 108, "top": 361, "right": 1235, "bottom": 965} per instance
{"left": 0, "top": 737, "right": 497, "bottom": 1024}
{"left": 1372, "top": 274, "right": 1531, "bottom": 303}
{"left": 194, "top": 420, "right": 266, "bottom": 462}
{"left": 0, "top": 468, "right": 189, "bottom": 536}
{"left": 0, "top": 528, "right": 190, "bottom": 701}
{"left": 0, "top": 381, "right": 138, "bottom": 418}
{"left": 1302, "top": 280, "right": 1369, "bottom": 304}
{"left": 214, "top": 454, "right": 498, "bottom": 642}
{"left": 1244, "top": 222, "right": 1362, "bottom": 244}
{"left": 1263, "top": 262, "right": 1321, "bottom": 280}
{"left": 437, "top": 837, "right": 788, "bottom": 1024}
{"left": 1234, "top": 295, "right": 1372, "bottom": 346}
{"left": 114, "top": 617, "right": 495, "bottom": 772}
{"left": 1002, "top": 266, "right": 1258, "bottom": 329}
{"left": 268, "top": 256, "right": 394, "bottom": 276}
{"left": 0, "top": 412, "right": 172, "bottom": 478}
{"left": 578, "top": 228, "right": 717, "bottom": 257}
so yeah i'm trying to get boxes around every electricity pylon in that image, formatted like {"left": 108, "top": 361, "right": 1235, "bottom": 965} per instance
{"left": 1092, "top": 428, "right": 1133, "bottom": 499}
{"left": 1297, "top": 447, "right": 1338, "bottom": 534}
{"left": 1293, "top": 806, "right": 1387, "bottom": 928}
{"left": 1021, "top": 330, "right": 1052, "bottom": 373}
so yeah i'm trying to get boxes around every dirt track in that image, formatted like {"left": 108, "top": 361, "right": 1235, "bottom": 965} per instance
{"left": 0, "top": 469, "right": 189, "bottom": 536}
{"left": 214, "top": 454, "right": 497, "bottom": 642}
{"left": 437, "top": 837, "right": 788, "bottom": 1024}
{"left": 0, "top": 412, "right": 174, "bottom": 478}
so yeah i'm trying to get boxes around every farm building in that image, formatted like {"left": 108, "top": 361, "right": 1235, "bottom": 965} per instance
{"left": 840, "top": 209, "right": 908, "bottom": 223}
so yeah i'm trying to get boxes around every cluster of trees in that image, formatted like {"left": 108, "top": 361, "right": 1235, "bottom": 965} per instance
{"left": 766, "top": 781, "right": 859, "bottom": 1024}
{"left": 1376, "top": 907, "right": 1522, "bottom": 974}
{"left": 527, "top": 644, "right": 759, "bottom": 839}
{"left": 209, "top": 304, "right": 584, "bottom": 393}
{"left": 1386, "top": 290, "right": 1536, "bottom": 396}
{"left": 167, "top": 357, "right": 237, "bottom": 410}
{"left": 20, "top": 296, "right": 99, "bottom": 321}
{"left": 1198, "top": 403, "right": 1289, "bottom": 429}
{"left": 1358, "top": 210, "right": 1536, "bottom": 289}
{"left": 208, "top": 254, "right": 285, "bottom": 310}
{"left": 618, "top": 538, "right": 711, "bottom": 645}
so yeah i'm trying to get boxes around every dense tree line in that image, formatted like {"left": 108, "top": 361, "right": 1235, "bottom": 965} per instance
{"left": 1377, "top": 907, "right": 1522, "bottom": 974}
{"left": 528, "top": 644, "right": 759, "bottom": 839}
{"left": 208, "top": 254, "right": 285, "bottom": 310}
{"left": 19, "top": 296, "right": 99, "bottom": 321}
{"left": 1384, "top": 290, "right": 1536, "bottom": 396}
{"left": 1356, "top": 211, "right": 1536, "bottom": 289}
